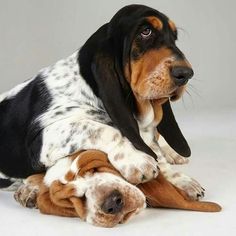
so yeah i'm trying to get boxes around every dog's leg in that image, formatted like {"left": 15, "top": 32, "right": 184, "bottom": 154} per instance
{"left": 158, "top": 136, "right": 189, "bottom": 165}
{"left": 40, "top": 119, "right": 159, "bottom": 184}
{"left": 151, "top": 142, "right": 204, "bottom": 200}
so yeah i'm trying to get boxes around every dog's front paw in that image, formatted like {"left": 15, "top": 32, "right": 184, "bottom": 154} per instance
{"left": 111, "top": 151, "right": 159, "bottom": 184}
{"left": 170, "top": 173, "right": 205, "bottom": 200}
{"left": 162, "top": 145, "right": 189, "bottom": 165}
{"left": 14, "top": 184, "right": 39, "bottom": 208}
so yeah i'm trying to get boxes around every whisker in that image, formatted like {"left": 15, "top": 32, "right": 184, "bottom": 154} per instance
{"left": 181, "top": 92, "right": 188, "bottom": 109}
{"left": 176, "top": 27, "right": 190, "bottom": 37}
{"left": 187, "top": 84, "right": 202, "bottom": 98}
{"left": 185, "top": 89, "right": 192, "bottom": 97}
{"left": 192, "top": 77, "right": 203, "bottom": 82}
{"left": 182, "top": 89, "right": 195, "bottom": 108}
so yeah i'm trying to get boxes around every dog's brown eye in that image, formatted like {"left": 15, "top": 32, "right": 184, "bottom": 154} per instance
{"left": 141, "top": 28, "right": 152, "bottom": 38}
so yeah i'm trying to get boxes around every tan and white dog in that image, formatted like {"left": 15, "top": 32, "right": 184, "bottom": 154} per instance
{"left": 15, "top": 150, "right": 221, "bottom": 228}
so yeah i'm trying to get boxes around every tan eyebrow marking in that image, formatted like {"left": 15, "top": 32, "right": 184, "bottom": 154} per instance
{"left": 168, "top": 19, "right": 177, "bottom": 31}
{"left": 146, "top": 16, "right": 163, "bottom": 30}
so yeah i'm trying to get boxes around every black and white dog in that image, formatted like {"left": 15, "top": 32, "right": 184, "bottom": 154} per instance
{"left": 0, "top": 5, "right": 204, "bottom": 200}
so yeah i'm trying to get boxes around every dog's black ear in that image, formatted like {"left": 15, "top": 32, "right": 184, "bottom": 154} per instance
{"left": 79, "top": 24, "right": 157, "bottom": 159}
{"left": 157, "top": 100, "right": 191, "bottom": 157}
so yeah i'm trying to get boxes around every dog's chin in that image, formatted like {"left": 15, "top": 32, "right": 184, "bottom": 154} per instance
{"left": 119, "top": 209, "right": 139, "bottom": 224}
{"left": 170, "top": 86, "right": 186, "bottom": 101}
{"left": 90, "top": 210, "right": 137, "bottom": 228}
{"left": 151, "top": 86, "right": 186, "bottom": 103}
{"left": 137, "top": 92, "right": 169, "bottom": 103}
{"left": 136, "top": 85, "right": 186, "bottom": 104}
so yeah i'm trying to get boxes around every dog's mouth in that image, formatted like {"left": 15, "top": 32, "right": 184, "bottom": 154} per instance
{"left": 150, "top": 85, "right": 186, "bottom": 103}
{"left": 119, "top": 209, "right": 138, "bottom": 224}
{"left": 149, "top": 92, "right": 176, "bottom": 104}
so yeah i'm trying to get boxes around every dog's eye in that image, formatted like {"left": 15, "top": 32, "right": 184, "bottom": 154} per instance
{"left": 141, "top": 28, "right": 152, "bottom": 38}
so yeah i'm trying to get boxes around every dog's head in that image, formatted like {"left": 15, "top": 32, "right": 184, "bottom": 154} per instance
{"left": 83, "top": 172, "right": 145, "bottom": 227}
{"left": 41, "top": 150, "right": 146, "bottom": 227}
{"left": 79, "top": 4, "right": 193, "bottom": 158}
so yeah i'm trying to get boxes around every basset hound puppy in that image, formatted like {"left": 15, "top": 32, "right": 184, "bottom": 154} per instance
{"left": 0, "top": 5, "right": 204, "bottom": 201}
{"left": 14, "top": 150, "right": 221, "bottom": 228}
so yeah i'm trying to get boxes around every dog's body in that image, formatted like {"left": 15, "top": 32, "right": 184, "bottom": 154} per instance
{"left": 0, "top": 5, "right": 204, "bottom": 205}
{"left": 0, "top": 51, "right": 181, "bottom": 182}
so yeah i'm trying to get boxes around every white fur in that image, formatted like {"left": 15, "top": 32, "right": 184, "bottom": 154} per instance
{"left": 44, "top": 157, "right": 72, "bottom": 186}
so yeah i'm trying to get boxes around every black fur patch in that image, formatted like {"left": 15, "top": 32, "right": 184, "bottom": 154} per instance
{"left": 0, "top": 178, "right": 14, "bottom": 188}
{"left": 157, "top": 101, "right": 191, "bottom": 157}
{"left": 0, "top": 75, "right": 51, "bottom": 178}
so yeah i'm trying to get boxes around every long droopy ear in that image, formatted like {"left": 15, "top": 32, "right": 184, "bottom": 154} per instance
{"left": 91, "top": 44, "right": 157, "bottom": 159}
{"left": 157, "top": 100, "right": 191, "bottom": 157}
{"left": 79, "top": 24, "right": 157, "bottom": 159}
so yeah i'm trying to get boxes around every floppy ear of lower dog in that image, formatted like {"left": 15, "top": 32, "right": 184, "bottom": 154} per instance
{"left": 37, "top": 180, "right": 86, "bottom": 219}
{"left": 138, "top": 173, "right": 221, "bottom": 212}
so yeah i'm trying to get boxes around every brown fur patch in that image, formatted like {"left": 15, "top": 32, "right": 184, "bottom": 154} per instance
{"left": 146, "top": 16, "right": 163, "bottom": 30}
{"left": 75, "top": 150, "right": 120, "bottom": 177}
{"left": 65, "top": 171, "right": 76, "bottom": 182}
{"left": 168, "top": 20, "right": 176, "bottom": 32}
{"left": 151, "top": 100, "right": 164, "bottom": 125}
{"left": 25, "top": 174, "right": 44, "bottom": 186}
{"left": 130, "top": 47, "right": 173, "bottom": 89}
{"left": 37, "top": 181, "right": 86, "bottom": 219}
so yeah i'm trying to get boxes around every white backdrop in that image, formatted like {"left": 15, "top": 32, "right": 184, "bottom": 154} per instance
{"left": 0, "top": 1, "right": 236, "bottom": 235}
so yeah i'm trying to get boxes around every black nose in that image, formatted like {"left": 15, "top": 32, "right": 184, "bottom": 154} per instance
{"left": 171, "top": 66, "right": 194, "bottom": 86}
{"left": 101, "top": 190, "right": 124, "bottom": 214}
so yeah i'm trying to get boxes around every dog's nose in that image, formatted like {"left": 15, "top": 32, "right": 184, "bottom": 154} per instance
{"left": 171, "top": 66, "right": 194, "bottom": 86}
{"left": 101, "top": 190, "right": 124, "bottom": 214}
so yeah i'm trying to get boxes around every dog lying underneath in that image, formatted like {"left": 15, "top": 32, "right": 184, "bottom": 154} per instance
{"left": 14, "top": 150, "right": 221, "bottom": 228}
